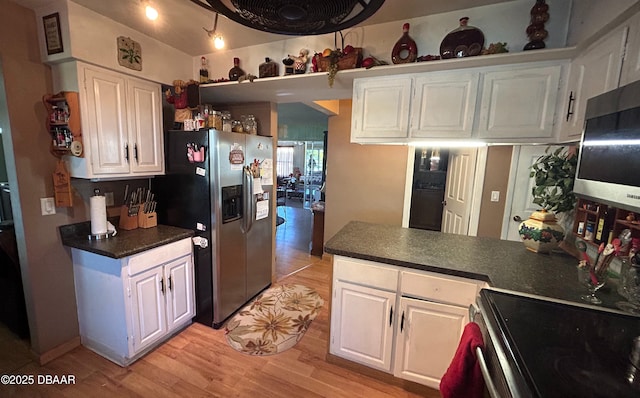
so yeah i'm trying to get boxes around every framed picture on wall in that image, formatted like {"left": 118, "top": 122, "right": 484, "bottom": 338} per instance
{"left": 43, "top": 12, "right": 64, "bottom": 55}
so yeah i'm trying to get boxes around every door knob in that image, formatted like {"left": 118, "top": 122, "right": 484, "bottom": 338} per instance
{"left": 513, "top": 215, "right": 522, "bottom": 222}
{"left": 442, "top": 200, "right": 447, "bottom": 206}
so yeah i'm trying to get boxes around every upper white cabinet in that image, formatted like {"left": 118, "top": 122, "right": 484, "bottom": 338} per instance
{"left": 477, "top": 64, "right": 562, "bottom": 140}
{"left": 351, "top": 76, "right": 412, "bottom": 143}
{"left": 69, "top": 63, "right": 164, "bottom": 179}
{"left": 558, "top": 26, "right": 628, "bottom": 142}
{"left": 351, "top": 61, "right": 566, "bottom": 144}
{"left": 410, "top": 72, "right": 479, "bottom": 139}
{"left": 620, "top": 11, "right": 640, "bottom": 87}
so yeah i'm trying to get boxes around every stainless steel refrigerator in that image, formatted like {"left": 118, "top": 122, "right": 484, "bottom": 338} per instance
{"left": 154, "top": 129, "right": 273, "bottom": 329}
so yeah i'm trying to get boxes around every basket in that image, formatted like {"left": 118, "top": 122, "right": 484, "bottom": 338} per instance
{"left": 314, "top": 48, "right": 363, "bottom": 72}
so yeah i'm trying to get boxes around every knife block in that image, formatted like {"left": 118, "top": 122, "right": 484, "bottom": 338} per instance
{"left": 138, "top": 210, "right": 157, "bottom": 229}
{"left": 118, "top": 205, "right": 139, "bottom": 230}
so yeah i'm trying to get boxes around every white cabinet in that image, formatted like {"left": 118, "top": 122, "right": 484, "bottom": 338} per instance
{"left": 558, "top": 27, "right": 627, "bottom": 142}
{"left": 620, "top": 11, "right": 640, "bottom": 86}
{"left": 331, "top": 280, "right": 396, "bottom": 372}
{"left": 477, "top": 64, "right": 562, "bottom": 140}
{"left": 410, "top": 72, "right": 479, "bottom": 139}
{"left": 68, "top": 63, "right": 164, "bottom": 179}
{"left": 71, "top": 238, "right": 194, "bottom": 366}
{"left": 351, "top": 76, "right": 412, "bottom": 142}
{"left": 351, "top": 61, "right": 566, "bottom": 144}
{"left": 330, "top": 255, "right": 487, "bottom": 388}
{"left": 393, "top": 297, "right": 468, "bottom": 387}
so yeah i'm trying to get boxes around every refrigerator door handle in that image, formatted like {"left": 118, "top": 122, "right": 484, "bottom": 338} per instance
{"left": 242, "top": 165, "right": 254, "bottom": 233}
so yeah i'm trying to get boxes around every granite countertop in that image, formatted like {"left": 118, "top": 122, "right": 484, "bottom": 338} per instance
{"left": 59, "top": 220, "right": 194, "bottom": 259}
{"left": 324, "top": 221, "right": 629, "bottom": 312}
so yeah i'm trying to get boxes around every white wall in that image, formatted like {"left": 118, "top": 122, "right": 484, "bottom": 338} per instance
{"left": 34, "top": 0, "right": 191, "bottom": 85}
{"left": 195, "top": 0, "right": 572, "bottom": 80}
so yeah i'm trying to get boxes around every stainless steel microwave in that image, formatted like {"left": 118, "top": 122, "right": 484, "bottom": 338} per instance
{"left": 574, "top": 79, "right": 640, "bottom": 212}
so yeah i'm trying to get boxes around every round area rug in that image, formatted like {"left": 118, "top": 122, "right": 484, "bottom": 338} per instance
{"left": 224, "top": 284, "right": 324, "bottom": 356}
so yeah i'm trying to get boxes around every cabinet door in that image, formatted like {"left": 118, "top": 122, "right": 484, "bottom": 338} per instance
{"left": 410, "top": 72, "right": 479, "bottom": 138}
{"left": 560, "top": 27, "right": 627, "bottom": 141}
{"left": 351, "top": 77, "right": 412, "bottom": 143}
{"left": 127, "top": 77, "right": 164, "bottom": 175}
{"left": 83, "top": 67, "right": 130, "bottom": 174}
{"left": 129, "top": 266, "right": 167, "bottom": 354}
{"left": 164, "top": 255, "right": 195, "bottom": 333}
{"left": 477, "top": 64, "right": 562, "bottom": 139}
{"left": 393, "top": 297, "right": 468, "bottom": 389}
{"left": 330, "top": 280, "right": 396, "bottom": 372}
{"left": 620, "top": 12, "right": 640, "bottom": 87}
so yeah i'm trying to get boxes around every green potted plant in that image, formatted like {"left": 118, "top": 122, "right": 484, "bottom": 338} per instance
{"left": 518, "top": 146, "right": 578, "bottom": 253}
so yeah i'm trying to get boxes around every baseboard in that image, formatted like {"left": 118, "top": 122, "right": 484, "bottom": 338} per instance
{"left": 32, "top": 336, "right": 81, "bottom": 365}
{"left": 325, "top": 353, "right": 438, "bottom": 396}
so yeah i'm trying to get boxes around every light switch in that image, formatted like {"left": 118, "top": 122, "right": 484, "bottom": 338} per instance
{"left": 40, "top": 197, "right": 56, "bottom": 215}
{"left": 491, "top": 191, "right": 500, "bottom": 202}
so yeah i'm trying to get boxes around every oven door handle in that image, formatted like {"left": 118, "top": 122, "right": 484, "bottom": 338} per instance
{"left": 476, "top": 346, "right": 501, "bottom": 398}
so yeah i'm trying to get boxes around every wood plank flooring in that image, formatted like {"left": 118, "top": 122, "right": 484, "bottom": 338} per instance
{"left": 0, "top": 212, "right": 442, "bottom": 397}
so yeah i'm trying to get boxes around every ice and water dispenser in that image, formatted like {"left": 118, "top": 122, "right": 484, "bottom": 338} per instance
{"left": 221, "top": 185, "right": 242, "bottom": 223}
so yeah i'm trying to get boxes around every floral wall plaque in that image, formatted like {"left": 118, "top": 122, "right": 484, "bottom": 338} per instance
{"left": 117, "top": 36, "right": 142, "bottom": 71}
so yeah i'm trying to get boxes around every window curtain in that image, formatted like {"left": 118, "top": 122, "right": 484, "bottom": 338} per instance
{"left": 277, "top": 146, "right": 294, "bottom": 177}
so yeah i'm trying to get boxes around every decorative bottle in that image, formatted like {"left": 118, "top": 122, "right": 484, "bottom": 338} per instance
{"left": 259, "top": 57, "right": 278, "bottom": 78}
{"left": 524, "top": 0, "right": 550, "bottom": 51}
{"left": 199, "top": 56, "right": 209, "bottom": 83}
{"left": 439, "top": 17, "right": 485, "bottom": 59}
{"left": 391, "top": 23, "right": 418, "bottom": 64}
{"left": 228, "top": 57, "right": 245, "bottom": 81}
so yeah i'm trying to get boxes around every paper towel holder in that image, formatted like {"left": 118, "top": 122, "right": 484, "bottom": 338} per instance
{"left": 87, "top": 231, "right": 115, "bottom": 240}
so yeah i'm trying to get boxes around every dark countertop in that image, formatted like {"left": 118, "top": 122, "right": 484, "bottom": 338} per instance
{"left": 59, "top": 220, "right": 194, "bottom": 259}
{"left": 324, "top": 221, "right": 629, "bottom": 312}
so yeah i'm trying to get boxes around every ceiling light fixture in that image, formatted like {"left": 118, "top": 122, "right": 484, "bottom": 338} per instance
{"left": 193, "top": 0, "right": 386, "bottom": 35}
{"left": 144, "top": 3, "right": 159, "bottom": 20}
{"left": 203, "top": 13, "right": 225, "bottom": 49}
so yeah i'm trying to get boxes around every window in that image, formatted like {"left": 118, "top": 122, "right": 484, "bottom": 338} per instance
{"left": 277, "top": 146, "right": 294, "bottom": 177}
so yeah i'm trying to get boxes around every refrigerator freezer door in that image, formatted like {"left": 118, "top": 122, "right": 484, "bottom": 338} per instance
{"left": 245, "top": 135, "right": 274, "bottom": 299}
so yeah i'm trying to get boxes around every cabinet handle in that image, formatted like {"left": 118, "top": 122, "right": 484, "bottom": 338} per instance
{"left": 400, "top": 311, "right": 405, "bottom": 332}
{"left": 168, "top": 276, "right": 172, "bottom": 291}
{"left": 566, "top": 91, "right": 575, "bottom": 122}
{"left": 134, "top": 143, "right": 139, "bottom": 163}
{"left": 125, "top": 144, "right": 129, "bottom": 163}
{"left": 389, "top": 306, "right": 393, "bottom": 326}
{"left": 160, "top": 278, "right": 165, "bottom": 295}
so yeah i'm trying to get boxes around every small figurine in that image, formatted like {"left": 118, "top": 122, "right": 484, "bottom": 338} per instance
{"left": 282, "top": 57, "right": 295, "bottom": 75}
{"left": 288, "top": 49, "right": 309, "bottom": 74}
{"left": 165, "top": 80, "right": 191, "bottom": 129}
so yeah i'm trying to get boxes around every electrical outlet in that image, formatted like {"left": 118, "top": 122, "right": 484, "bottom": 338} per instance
{"left": 491, "top": 191, "right": 500, "bottom": 202}
{"left": 105, "top": 192, "right": 114, "bottom": 206}
{"left": 40, "top": 197, "right": 56, "bottom": 215}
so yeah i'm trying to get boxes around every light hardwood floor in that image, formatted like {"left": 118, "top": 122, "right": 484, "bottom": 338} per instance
{"left": 0, "top": 215, "right": 441, "bottom": 397}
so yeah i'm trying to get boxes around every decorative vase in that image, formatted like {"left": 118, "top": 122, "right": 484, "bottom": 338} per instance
{"left": 228, "top": 57, "right": 245, "bottom": 81}
{"left": 524, "top": 0, "right": 549, "bottom": 51}
{"left": 518, "top": 209, "right": 565, "bottom": 253}
{"left": 259, "top": 57, "right": 278, "bottom": 78}
{"left": 392, "top": 23, "right": 418, "bottom": 64}
{"left": 440, "top": 17, "right": 485, "bottom": 59}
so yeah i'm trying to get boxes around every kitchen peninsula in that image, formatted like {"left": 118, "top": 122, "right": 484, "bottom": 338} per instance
{"left": 325, "top": 220, "right": 626, "bottom": 307}
{"left": 324, "top": 221, "right": 633, "bottom": 389}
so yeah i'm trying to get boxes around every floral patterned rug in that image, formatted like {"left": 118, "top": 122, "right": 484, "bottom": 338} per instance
{"left": 224, "top": 284, "right": 324, "bottom": 356}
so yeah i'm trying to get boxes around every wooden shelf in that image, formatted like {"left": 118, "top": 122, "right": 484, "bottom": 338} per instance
{"left": 573, "top": 198, "right": 640, "bottom": 254}
{"left": 43, "top": 91, "right": 83, "bottom": 158}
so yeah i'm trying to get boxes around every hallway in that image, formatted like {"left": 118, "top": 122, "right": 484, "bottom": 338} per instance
{"left": 275, "top": 200, "right": 320, "bottom": 280}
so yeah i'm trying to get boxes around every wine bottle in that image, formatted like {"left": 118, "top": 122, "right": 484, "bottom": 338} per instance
{"left": 199, "top": 56, "right": 209, "bottom": 83}
{"left": 228, "top": 57, "right": 245, "bottom": 81}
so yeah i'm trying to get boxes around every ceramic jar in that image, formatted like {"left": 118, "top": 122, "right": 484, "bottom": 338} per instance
{"left": 518, "top": 209, "right": 565, "bottom": 253}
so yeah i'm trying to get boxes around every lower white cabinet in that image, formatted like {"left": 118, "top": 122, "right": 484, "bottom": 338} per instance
{"left": 392, "top": 297, "right": 468, "bottom": 388}
{"left": 330, "top": 255, "right": 487, "bottom": 389}
{"left": 71, "top": 238, "right": 195, "bottom": 366}
{"left": 331, "top": 280, "right": 396, "bottom": 372}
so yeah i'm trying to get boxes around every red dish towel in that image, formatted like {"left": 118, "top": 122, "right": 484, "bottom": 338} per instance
{"left": 439, "top": 321, "right": 486, "bottom": 398}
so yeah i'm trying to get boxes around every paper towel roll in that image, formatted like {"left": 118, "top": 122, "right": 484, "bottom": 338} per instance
{"left": 90, "top": 195, "right": 107, "bottom": 235}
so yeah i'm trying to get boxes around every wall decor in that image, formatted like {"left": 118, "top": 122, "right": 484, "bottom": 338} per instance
{"left": 43, "top": 12, "right": 64, "bottom": 55}
{"left": 117, "top": 36, "right": 142, "bottom": 71}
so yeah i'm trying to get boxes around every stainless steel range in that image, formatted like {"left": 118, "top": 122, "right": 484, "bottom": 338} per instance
{"left": 474, "top": 289, "right": 640, "bottom": 398}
